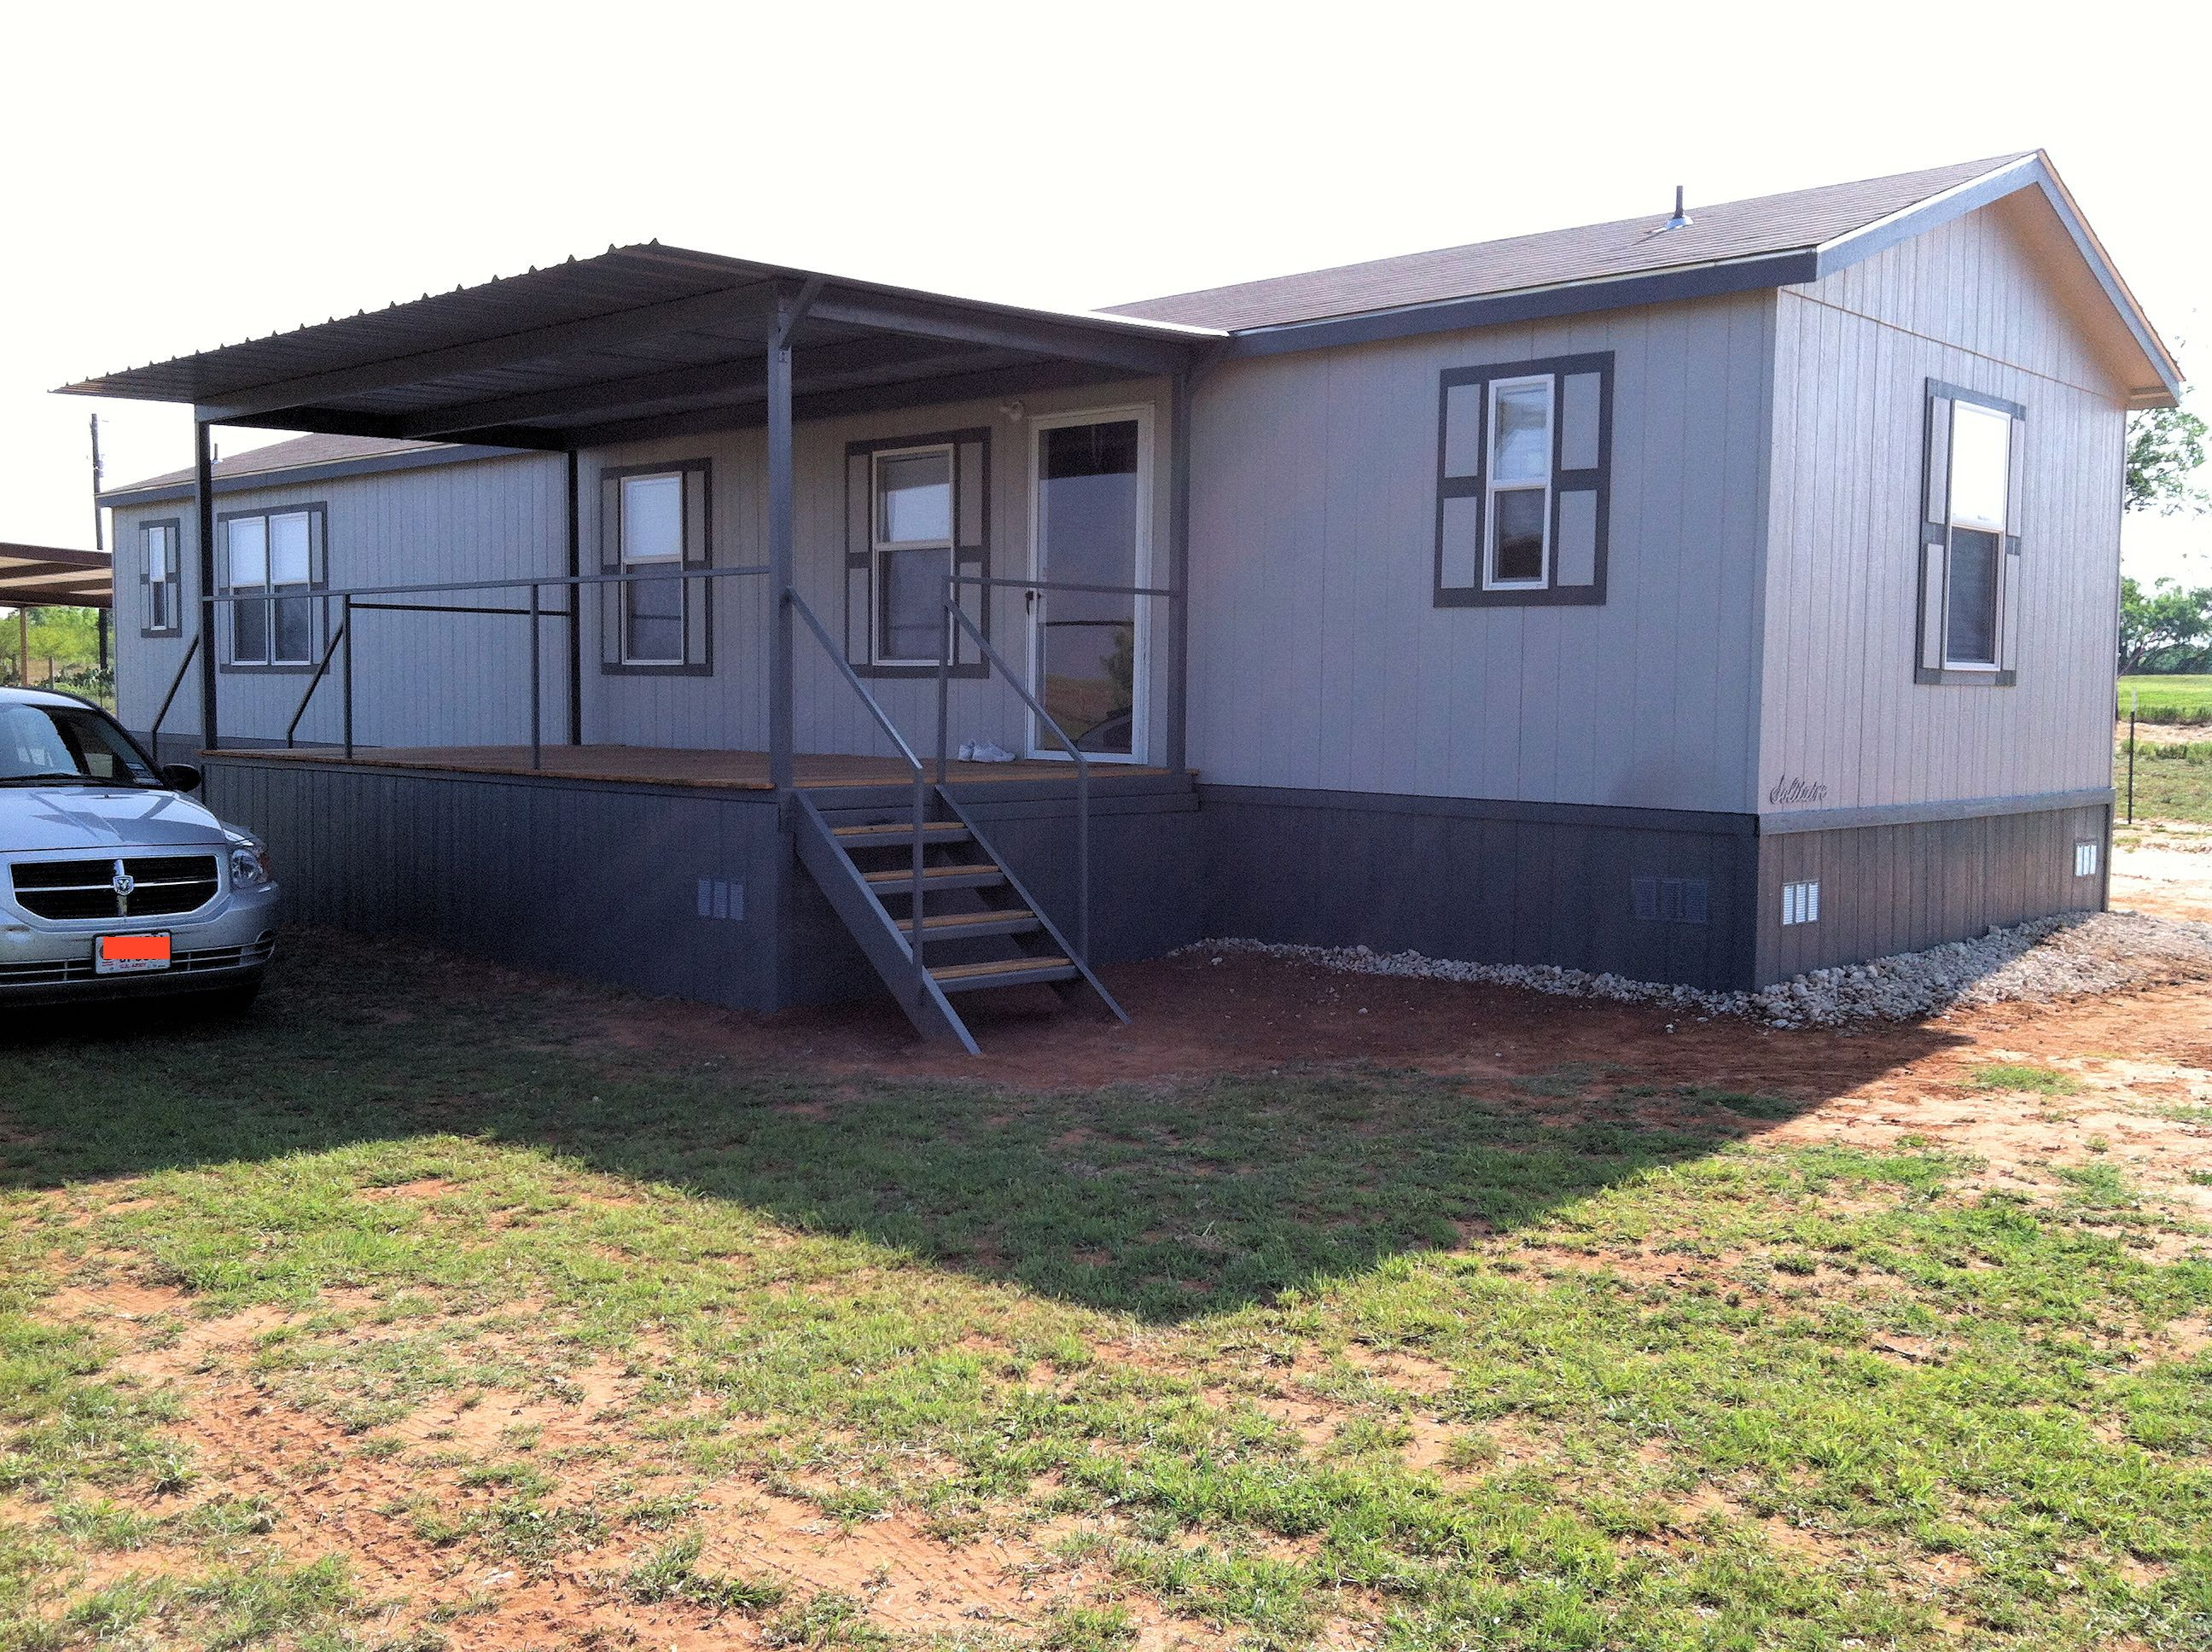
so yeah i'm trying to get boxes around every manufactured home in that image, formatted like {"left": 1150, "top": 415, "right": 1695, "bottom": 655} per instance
{"left": 70, "top": 152, "right": 2177, "bottom": 1048}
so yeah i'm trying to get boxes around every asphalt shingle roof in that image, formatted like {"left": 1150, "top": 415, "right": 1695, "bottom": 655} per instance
{"left": 106, "top": 433, "right": 449, "bottom": 498}
{"left": 1106, "top": 155, "right": 2032, "bottom": 332}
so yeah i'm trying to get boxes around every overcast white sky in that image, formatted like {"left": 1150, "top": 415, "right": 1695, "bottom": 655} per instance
{"left": 3, "top": 1, "right": 2205, "bottom": 580}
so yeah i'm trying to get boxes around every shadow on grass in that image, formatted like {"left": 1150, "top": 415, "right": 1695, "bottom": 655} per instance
{"left": 0, "top": 938, "right": 1963, "bottom": 1322}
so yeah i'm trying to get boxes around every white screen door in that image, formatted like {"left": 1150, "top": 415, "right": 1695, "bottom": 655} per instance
{"left": 1027, "top": 410, "right": 1150, "bottom": 762}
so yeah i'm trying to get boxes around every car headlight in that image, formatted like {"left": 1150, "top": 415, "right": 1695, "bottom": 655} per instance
{"left": 227, "top": 835, "right": 273, "bottom": 888}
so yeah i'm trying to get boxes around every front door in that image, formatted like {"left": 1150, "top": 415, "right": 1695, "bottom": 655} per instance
{"left": 1027, "top": 410, "right": 1150, "bottom": 763}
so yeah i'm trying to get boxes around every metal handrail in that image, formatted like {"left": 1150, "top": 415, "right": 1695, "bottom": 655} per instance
{"left": 200, "top": 564, "right": 771, "bottom": 768}
{"left": 935, "top": 599, "right": 1093, "bottom": 962}
{"left": 284, "top": 611, "right": 348, "bottom": 748}
{"left": 195, "top": 563, "right": 772, "bottom": 605}
{"left": 147, "top": 632, "right": 201, "bottom": 754}
{"left": 788, "top": 588, "right": 932, "bottom": 1003}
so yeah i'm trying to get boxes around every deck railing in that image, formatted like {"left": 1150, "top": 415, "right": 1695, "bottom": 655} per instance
{"left": 788, "top": 589, "right": 934, "bottom": 1000}
{"left": 195, "top": 565, "right": 769, "bottom": 767}
{"left": 934, "top": 575, "right": 1179, "bottom": 963}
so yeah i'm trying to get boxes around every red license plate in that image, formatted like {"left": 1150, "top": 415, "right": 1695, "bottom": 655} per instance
{"left": 96, "top": 934, "right": 172, "bottom": 974}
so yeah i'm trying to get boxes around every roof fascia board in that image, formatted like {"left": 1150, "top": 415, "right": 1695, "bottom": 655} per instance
{"left": 396, "top": 335, "right": 998, "bottom": 439}
{"left": 1811, "top": 154, "right": 2181, "bottom": 403}
{"left": 568, "top": 358, "right": 1137, "bottom": 450}
{"left": 181, "top": 284, "right": 789, "bottom": 423}
{"left": 98, "top": 442, "right": 542, "bottom": 509}
{"left": 0, "top": 544, "right": 109, "bottom": 570}
{"left": 805, "top": 291, "right": 1195, "bottom": 375}
{"left": 1219, "top": 250, "right": 1821, "bottom": 359}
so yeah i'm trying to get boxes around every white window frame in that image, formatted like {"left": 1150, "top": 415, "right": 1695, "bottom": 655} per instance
{"left": 1023, "top": 404, "right": 1155, "bottom": 766}
{"left": 1483, "top": 375, "right": 1553, "bottom": 590}
{"left": 617, "top": 471, "right": 687, "bottom": 667}
{"left": 143, "top": 521, "right": 178, "bottom": 635}
{"left": 870, "top": 442, "right": 958, "bottom": 667}
{"left": 1941, "top": 400, "right": 2011, "bottom": 671}
{"left": 223, "top": 508, "right": 317, "bottom": 667}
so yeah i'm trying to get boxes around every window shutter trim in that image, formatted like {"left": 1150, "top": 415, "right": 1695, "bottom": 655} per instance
{"left": 1436, "top": 352, "right": 1610, "bottom": 608}
{"left": 599, "top": 473, "right": 622, "bottom": 666}
{"left": 1441, "top": 382, "right": 1485, "bottom": 479}
{"left": 1999, "top": 413, "right": 2027, "bottom": 675}
{"left": 845, "top": 451, "right": 872, "bottom": 663}
{"left": 1924, "top": 389, "right": 1953, "bottom": 531}
{"left": 1918, "top": 540, "right": 1947, "bottom": 673}
{"left": 1555, "top": 490, "right": 1598, "bottom": 586}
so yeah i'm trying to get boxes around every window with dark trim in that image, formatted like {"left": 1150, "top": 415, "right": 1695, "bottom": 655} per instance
{"left": 140, "top": 518, "right": 181, "bottom": 637}
{"left": 1435, "top": 352, "right": 1613, "bottom": 608}
{"left": 218, "top": 505, "right": 326, "bottom": 669}
{"left": 597, "top": 460, "right": 711, "bottom": 675}
{"left": 1917, "top": 380, "right": 2025, "bottom": 687}
{"left": 842, "top": 428, "right": 989, "bottom": 677}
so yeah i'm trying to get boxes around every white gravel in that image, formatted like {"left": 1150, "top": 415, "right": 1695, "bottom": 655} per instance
{"left": 1179, "top": 908, "right": 2212, "bottom": 1029}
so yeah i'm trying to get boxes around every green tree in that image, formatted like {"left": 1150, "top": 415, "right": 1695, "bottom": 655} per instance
{"left": 2119, "top": 575, "right": 2212, "bottom": 674}
{"left": 2126, "top": 395, "right": 2209, "bottom": 515}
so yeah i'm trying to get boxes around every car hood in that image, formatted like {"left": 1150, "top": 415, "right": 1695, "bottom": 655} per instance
{"left": 0, "top": 787, "right": 230, "bottom": 854}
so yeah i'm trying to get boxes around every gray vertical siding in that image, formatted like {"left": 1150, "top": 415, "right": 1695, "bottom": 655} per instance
{"left": 113, "top": 451, "right": 568, "bottom": 748}
{"left": 1758, "top": 193, "right": 2128, "bottom": 818}
{"left": 1182, "top": 292, "right": 1777, "bottom": 813}
{"left": 576, "top": 378, "right": 1179, "bottom": 770}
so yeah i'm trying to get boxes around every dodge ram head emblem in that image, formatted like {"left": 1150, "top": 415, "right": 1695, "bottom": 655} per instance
{"left": 111, "top": 860, "right": 136, "bottom": 915}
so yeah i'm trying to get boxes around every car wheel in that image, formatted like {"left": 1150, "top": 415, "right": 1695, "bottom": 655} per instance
{"left": 199, "top": 974, "right": 265, "bottom": 1017}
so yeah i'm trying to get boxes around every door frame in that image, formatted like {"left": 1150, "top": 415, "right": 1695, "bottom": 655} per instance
{"left": 1024, "top": 403, "right": 1155, "bottom": 765}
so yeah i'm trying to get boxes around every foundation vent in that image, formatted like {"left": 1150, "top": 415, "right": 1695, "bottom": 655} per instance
{"left": 1781, "top": 880, "right": 1820, "bottom": 926}
{"left": 2074, "top": 841, "right": 2099, "bottom": 878}
{"left": 696, "top": 878, "right": 746, "bottom": 921}
{"left": 1633, "top": 876, "right": 1708, "bottom": 923}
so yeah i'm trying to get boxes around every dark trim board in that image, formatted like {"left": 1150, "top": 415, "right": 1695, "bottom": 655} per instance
{"left": 194, "top": 756, "right": 2116, "bottom": 1014}
{"left": 1754, "top": 799, "right": 2110, "bottom": 986}
{"left": 1196, "top": 785, "right": 1761, "bottom": 991}
{"left": 102, "top": 444, "right": 544, "bottom": 509}
{"left": 200, "top": 754, "right": 1208, "bottom": 1013}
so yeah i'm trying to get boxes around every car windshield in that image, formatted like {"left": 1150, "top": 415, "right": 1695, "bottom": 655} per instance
{"left": 0, "top": 701, "right": 160, "bottom": 786}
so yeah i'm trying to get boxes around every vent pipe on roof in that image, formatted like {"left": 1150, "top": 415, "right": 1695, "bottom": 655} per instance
{"left": 1665, "top": 184, "right": 1692, "bottom": 230}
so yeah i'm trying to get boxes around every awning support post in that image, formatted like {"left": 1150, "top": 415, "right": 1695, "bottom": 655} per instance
{"left": 1164, "top": 370, "right": 1193, "bottom": 775}
{"left": 766, "top": 294, "right": 798, "bottom": 798}
{"left": 192, "top": 417, "right": 218, "bottom": 753}
{"left": 564, "top": 450, "right": 583, "bottom": 746}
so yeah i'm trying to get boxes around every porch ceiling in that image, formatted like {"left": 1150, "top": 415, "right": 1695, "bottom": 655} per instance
{"left": 0, "top": 543, "right": 111, "bottom": 610}
{"left": 55, "top": 244, "right": 1220, "bottom": 451}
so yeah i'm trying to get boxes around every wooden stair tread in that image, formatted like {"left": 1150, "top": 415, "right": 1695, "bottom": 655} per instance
{"left": 899, "top": 909, "right": 1035, "bottom": 931}
{"left": 930, "top": 956, "right": 1074, "bottom": 983}
{"left": 864, "top": 863, "right": 999, "bottom": 883}
{"left": 834, "top": 821, "right": 967, "bottom": 838}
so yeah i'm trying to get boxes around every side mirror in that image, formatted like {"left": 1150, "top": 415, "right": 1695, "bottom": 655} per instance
{"left": 159, "top": 762, "right": 203, "bottom": 794}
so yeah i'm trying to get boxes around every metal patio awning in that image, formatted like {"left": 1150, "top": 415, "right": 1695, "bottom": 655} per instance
{"left": 0, "top": 543, "right": 113, "bottom": 610}
{"left": 55, "top": 243, "right": 1220, "bottom": 449}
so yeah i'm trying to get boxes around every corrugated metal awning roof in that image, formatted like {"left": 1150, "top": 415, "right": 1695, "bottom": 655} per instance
{"left": 0, "top": 544, "right": 113, "bottom": 610}
{"left": 58, "top": 244, "right": 1220, "bottom": 451}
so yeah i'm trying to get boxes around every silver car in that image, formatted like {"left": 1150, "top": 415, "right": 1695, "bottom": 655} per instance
{"left": 0, "top": 687, "right": 278, "bottom": 1011}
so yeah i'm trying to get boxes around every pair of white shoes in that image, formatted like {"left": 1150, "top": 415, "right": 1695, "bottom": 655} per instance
{"left": 957, "top": 741, "right": 1017, "bottom": 763}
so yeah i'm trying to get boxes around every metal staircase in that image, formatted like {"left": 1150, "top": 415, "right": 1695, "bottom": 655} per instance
{"left": 793, "top": 787, "right": 1126, "bottom": 1054}
{"left": 784, "top": 589, "right": 1127, "bottom": 1054}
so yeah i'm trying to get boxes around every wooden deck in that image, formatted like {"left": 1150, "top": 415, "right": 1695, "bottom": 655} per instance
{"left": 208, "top": 743, "right": 1182, "bottom": 791}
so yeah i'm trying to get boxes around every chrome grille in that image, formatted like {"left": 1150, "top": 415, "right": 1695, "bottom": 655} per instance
{"left": 9, "top": 855, "right": 220, "bottom": 921}
{"left": 0, "top": 935, "right": 275, "bottom": 986}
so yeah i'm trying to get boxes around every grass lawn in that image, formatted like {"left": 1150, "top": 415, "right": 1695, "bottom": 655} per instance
{"left": 2116, "top": 734, "right": 2212, "bottom": 827}
{"left": 3, "top": 945, "right": 2210, "bottom": 1649}
{"left": 2120, "top": 676, "right": 2212, "bottom": 725}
